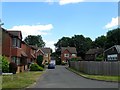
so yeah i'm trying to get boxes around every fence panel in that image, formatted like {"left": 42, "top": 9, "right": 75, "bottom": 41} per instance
{"left": 69, "top": 61, "right": 120, "bottom": 76}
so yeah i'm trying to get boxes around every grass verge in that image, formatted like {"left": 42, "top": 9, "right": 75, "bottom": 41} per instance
{"left": 2, "top": 71, "right": 43, "bottom": 89}
{"left": 67, "top": 67, "right": 119, "bottom": 82}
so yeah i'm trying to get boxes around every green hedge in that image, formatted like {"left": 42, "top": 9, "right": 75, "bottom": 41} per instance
{"left": 30, "top": 63, "right": 44, "bottom": 71}
{"left": 96, "top": 54, "right": 104, "bottom": 61}
{"left": 0, "top": 56, "right": 9, "bottom": 73}
{"left": 70, "top": 58, "right": 79, "bottom": 61}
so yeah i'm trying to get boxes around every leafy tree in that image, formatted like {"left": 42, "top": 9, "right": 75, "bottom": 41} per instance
{"left": 54, "top": 35, "right": 93, "bottom": 59}
{"left": 106, "top": 28, "right": 120, "bottom": 49}
{"left": 24, "top": 35, "right": 45, "bottom": 47}
{"left": 93, "top": 35, "right": 107, "bottom": 49}
{"left": 54, "top": 37, "right": 74, "bottom": 56}
{"left": 72, "top": 35, "right": 92, "bottom": 59}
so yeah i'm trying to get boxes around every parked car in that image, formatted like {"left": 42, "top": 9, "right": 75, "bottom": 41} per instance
{"left": 48, "top": 63, "right": 55, "bottom": 69}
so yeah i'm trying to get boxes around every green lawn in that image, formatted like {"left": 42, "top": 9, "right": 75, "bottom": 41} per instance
{"left": 67, "top": 67, "right": 120, "bottom": 82}
{"left": 2, "top": 71, "right": 43, "bottom": 89}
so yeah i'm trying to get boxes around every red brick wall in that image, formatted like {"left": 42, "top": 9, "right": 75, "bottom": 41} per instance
{"left": 11, "top": 47, "right": 22, "bottom": 57}
{"left": 2, "top": 31, "right": 11, "bottom": 60}
{"left": 61, "top": 49, "right": 71, "bottom": 62}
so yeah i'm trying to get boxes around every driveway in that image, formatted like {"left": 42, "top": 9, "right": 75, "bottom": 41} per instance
{"left": 31, "top": 65, "right": 119, "bottom": 88}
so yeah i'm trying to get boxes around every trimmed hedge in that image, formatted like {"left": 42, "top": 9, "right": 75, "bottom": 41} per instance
{"left": 30, "top": 63, "right": 44, "bottom": 71}
{"left": 9, "top": 62, "right": 17, "bottom": 74}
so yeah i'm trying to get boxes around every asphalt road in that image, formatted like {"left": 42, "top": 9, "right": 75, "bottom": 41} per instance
{"left": 32, "top": 65, "right": 119, "bottom": 88}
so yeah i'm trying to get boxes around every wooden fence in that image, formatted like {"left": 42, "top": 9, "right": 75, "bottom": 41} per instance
{"left": 69, "top": 61, "right": 120, "bottom": 76}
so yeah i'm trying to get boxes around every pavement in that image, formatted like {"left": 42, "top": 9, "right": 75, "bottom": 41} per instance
{"left": 31, "top": 65, "right": 119, "bottom": 88}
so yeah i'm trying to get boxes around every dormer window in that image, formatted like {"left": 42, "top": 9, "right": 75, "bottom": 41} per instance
{"left": 12, "top": 38, "right": 21, "bottom": 48}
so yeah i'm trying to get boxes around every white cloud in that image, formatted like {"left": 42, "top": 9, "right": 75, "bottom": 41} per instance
{"left": 105, "top": 17, "right": 120, "bottom": 29}
{"left": 44, "top": 40, "right": 56, "bottom": 52}
{"left": 8, "top": 24, "right": 53, "bottom": 39}
{"left": 59, "top": 0, "right": 84, "bottom": 5}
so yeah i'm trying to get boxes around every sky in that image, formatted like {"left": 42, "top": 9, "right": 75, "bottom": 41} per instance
{"left": 1, "top": 0, "right": 119, "bottom": 52}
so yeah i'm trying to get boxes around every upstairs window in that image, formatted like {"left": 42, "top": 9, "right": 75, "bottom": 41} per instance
{"left": 64, "top": 54, "right": 69, "bottom": 57}
{"left": 12, "top": 38, "right": 21, "bottom": 48}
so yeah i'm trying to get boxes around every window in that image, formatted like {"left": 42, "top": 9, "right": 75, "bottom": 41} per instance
{"left": 45, "top": 54, "right": 48, "bottom": 57}
{"left": 72, "top": 54, "right": 76, "bottom": 57}
{"left": 12, "top": 38, "right": 16, "bottom": 47}
{"left": 12, "top": 38, "right": 21, "bottom": 48}
{"left": 64, "top": 54, "right": 69, "bottom": 57}
{"left": 11, "top": 57, "right": 20, "bottom": 65}
{"left": 107, "top": 54, "right": 117, "bottom": 61}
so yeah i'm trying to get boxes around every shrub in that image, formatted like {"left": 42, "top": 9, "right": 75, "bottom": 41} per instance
{"left": 40, "top": 64, "right": 45, "bottom": 68}
{"left": 96, "top": 54, "right": 104, "bottom": 61}
{"left": 9, "top": 62, "right": 17, "bottom": 74}
{"left": 30, "top": 63, "right": 44, "bottom": 71}
{"left": 70, "top": 58, "right": 79, "bottom": 61}
{"left": 1, "top": 56, "right": 9, "bottom": 73}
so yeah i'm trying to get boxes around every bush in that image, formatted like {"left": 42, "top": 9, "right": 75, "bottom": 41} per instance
{"left": 9, "top": 62, "right": 17, "bottom": 74}
{"left": 1, "top": 56, "right": 9, "bottom": 73}
{"left": 40, "top": 64, "right": 45, "bottom": 68}
{"left": 70, "top": 57, "right": 82, "bottom": 61}
{"left": 96, "top": 54, "right": 104, "bottom": 61}
{"left": 30, "top": 63, "right": 44, "bottom": 71}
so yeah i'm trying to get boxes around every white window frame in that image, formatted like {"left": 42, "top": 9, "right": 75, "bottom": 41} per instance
{"left": 64, "top": 54, "right": 69, "bottom": 57}
{"left": 107, "top": 54, "right": 117, "bottom": 61}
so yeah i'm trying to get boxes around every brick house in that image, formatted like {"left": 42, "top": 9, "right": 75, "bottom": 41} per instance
{"left": 2, "top": 28, "right": 28, "bottom": 73}
{"left": 61, "top": 47, "right": 77, "bottom": 62}
{"left": 85, "top": 48, "right": 103, "bottom": 61}
{"left": 36, "top": 48, "right": 51, "bottom": 64}
{"left": 104, "top": 45, "right": 120, "bottom": 61}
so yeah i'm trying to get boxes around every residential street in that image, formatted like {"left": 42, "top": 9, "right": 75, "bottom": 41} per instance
{"left": 31, "top": 65, "right": 118, "bottom": 88}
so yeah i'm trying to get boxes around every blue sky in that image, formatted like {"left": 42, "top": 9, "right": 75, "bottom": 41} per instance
{"left": 1, "top": 1, "right": 119, "bottom": 51}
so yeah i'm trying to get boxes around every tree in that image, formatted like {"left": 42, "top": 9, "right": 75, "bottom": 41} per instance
{"left": 54, "top": 37, "right": 74, "bottom": 56}
{"left": 54, "top": 35, "right": 93, "bottom": 59}
{"left": 106, "top": 28, "right": 120, "bottom": 49}
{"left": 71, "top": 35, "right": 92, "bottom": 59}
{"left": 93, "top": 35, "right": 107, "bottom": 49}
{"left": 24, "top": 35, "right": 45, "bottom": 47}
{"left": 36, "top": 55, "right": 43, "bottom": 66}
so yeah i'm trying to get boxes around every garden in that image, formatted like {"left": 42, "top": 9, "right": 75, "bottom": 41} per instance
{"left": 0, "top": 55, "right": 45, "bottom": 89}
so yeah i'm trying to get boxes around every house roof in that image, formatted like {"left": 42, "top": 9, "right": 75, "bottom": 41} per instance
{"left": 61, "top": 47, "right": 77, "bottom": 54}
{"left": 21, "top": 51, "right": 28, "bottom": 57}
{"left": 115, "top": 45, "right": 120, "bottom": 53}
{"left": 7, "top": 31, "right": 22, "bottom": 39}
{"left": 40, "top": 48, "right": 51, "bottom": 53}
{"left": 104, "top": 45, "right": 120, "bottom": 54}
{"left": 2, "top": 28, "right": 23, "bottom": 41}
{"left": 86, "top": 48, "right": 103, "bottom": 55}
{"left": 31, "top": 53, "right": 36, "bottom": 58}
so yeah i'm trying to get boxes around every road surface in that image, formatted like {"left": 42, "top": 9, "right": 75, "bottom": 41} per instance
{"left": 32, "top": 65, "right": 119, "bottom": 88}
